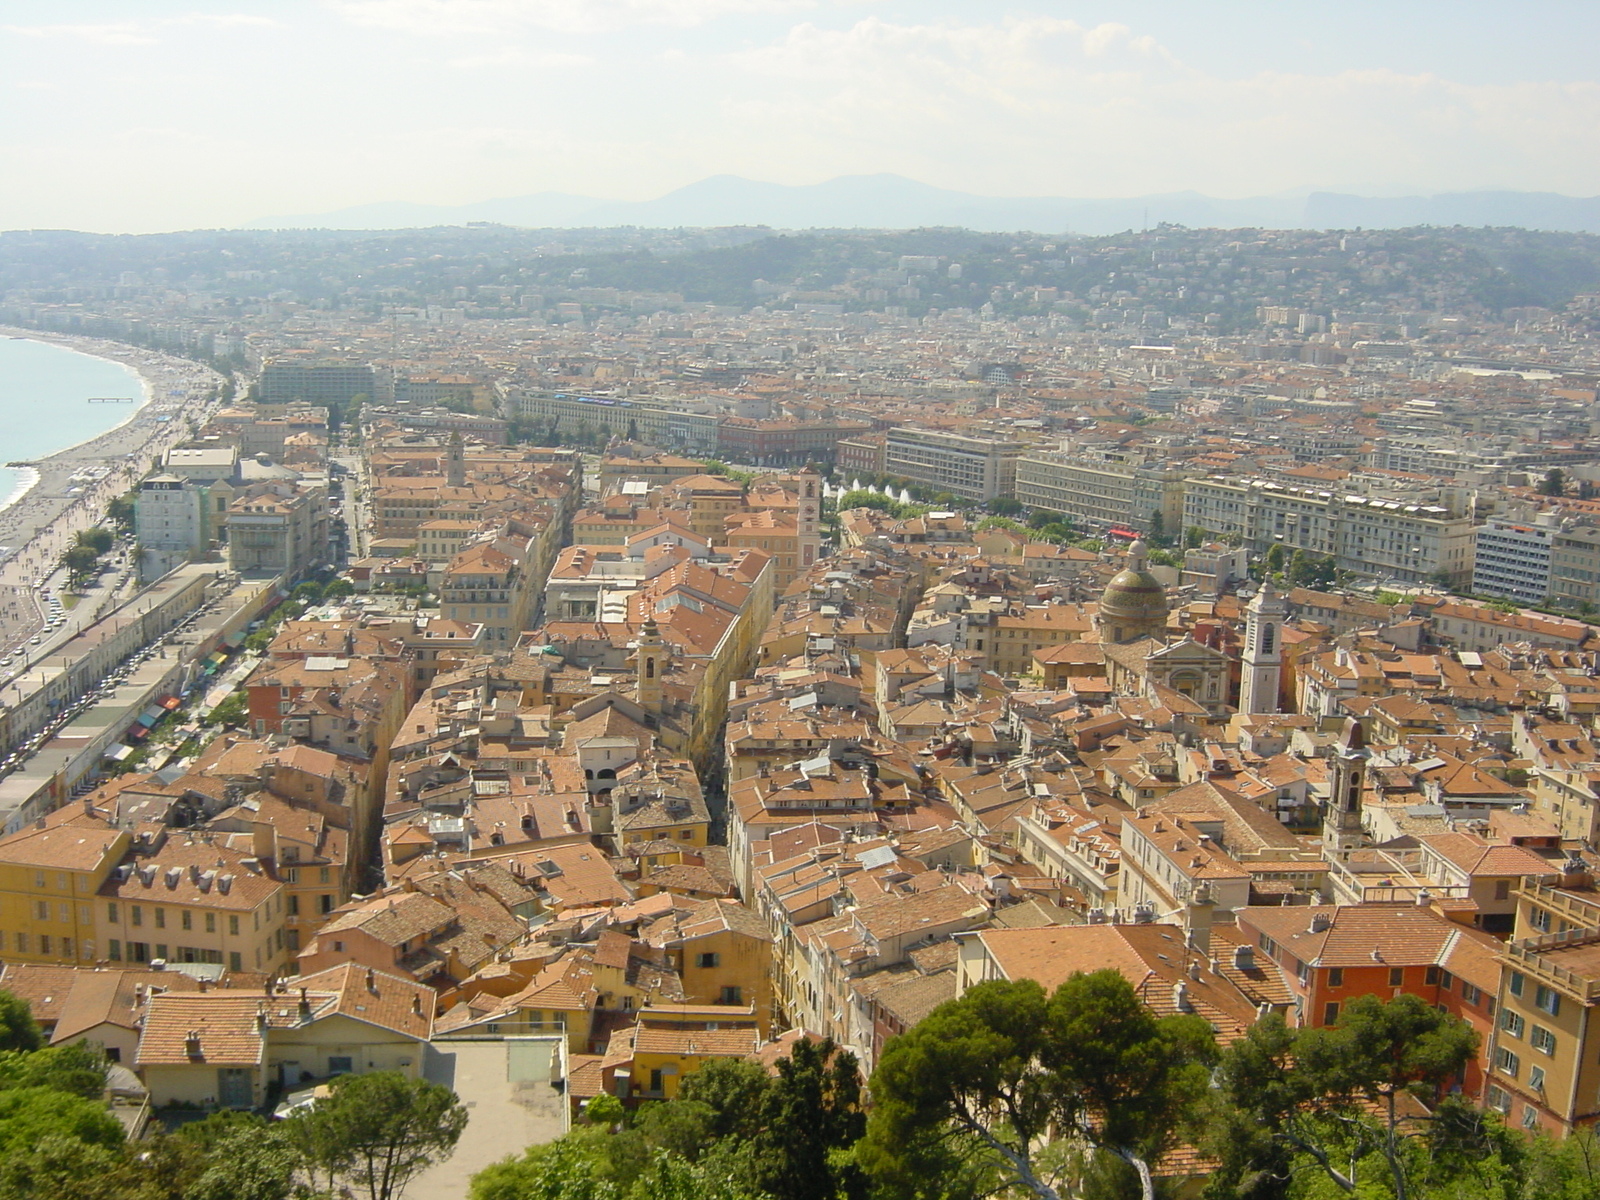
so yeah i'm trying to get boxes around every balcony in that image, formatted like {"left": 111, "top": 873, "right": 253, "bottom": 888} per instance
{"left": 1504, "top": 931, "right": 1600, "bottom": 1003}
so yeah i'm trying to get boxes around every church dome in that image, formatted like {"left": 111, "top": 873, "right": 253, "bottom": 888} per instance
{"left": 1098, "top": 540, "right": 1169, "bottom": 639}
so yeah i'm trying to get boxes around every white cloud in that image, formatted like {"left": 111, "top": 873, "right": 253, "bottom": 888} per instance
{"left": 717, "top": 16, "right": 1600, "bottom": 197}
{"left": 326, "top": 0, "right": 809, "bottom": 37}
{"left": 1, "top": 13, "right": 279, "bottom": 46}
{"left": 2, "top": 23, "right": 159, "bottom": 46}
{"left": 445, "top": 47, "right": 595, "bottom": 68}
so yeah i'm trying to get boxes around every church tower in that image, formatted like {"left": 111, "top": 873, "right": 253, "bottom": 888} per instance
{"left": 634, "top": 618, "right": 667, "bottom": 715}
{"left": 1239, "top": 580, "right": 1286, "bottom": 714}
{"left": 1322, "top": 718, "right": 1368, "bottom": 861}
{"left": 444, "top": 432, "right": 466, "bottom": 488}
{"left": 796, "top": 466, "right": 822, "bottom": 571}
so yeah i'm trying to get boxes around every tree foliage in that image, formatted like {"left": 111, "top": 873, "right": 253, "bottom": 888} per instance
{"left": 865, "top": 972, "right": 1214, "bottom": 1200}
{"left": 287, "top": 1071, "right": 467, "bottom": 1200}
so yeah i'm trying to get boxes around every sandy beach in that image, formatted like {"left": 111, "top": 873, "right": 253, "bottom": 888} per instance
{"left": 0, "top": 327, "right": 226, "bottom": 656}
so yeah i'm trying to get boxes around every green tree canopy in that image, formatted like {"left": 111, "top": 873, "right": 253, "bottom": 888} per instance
{"left": 866, "top": 972, "right": 1215, "bottom": 1200}
{"left": 0, "top": 991, "right": 43, "bottom": 1054}
{"left": 1205, "top": 996, "right": 1478, "bottom": 1200}
{"left": 286, "top": 1071, "right": 467, "bottom": 1200}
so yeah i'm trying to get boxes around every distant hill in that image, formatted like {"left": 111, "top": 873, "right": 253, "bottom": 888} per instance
{"left": 249, "top": 174, "right": 1600, "bottom": 235}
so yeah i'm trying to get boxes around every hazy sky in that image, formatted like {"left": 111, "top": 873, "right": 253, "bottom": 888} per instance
{"left": 4, "top": 1, "right": 1599, "bottom": 233}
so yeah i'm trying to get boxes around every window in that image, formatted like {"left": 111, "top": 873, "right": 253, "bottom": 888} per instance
{"left": 154, "top": 908, "right": 165, "bottom": 930}
{"left": 205, "top": 913, "right": 216, "bottom": 933}
{"left": 39, "top": 935, "right": 50, "bottom": 955}
{"left": 1530, "top": 1065, "right": 1547, "bottom": 1092}
{"left": 35, "top": 901, "right": 47, "bottom": 921}
{"left": 719, "top": 986, "right": 744, "bottom": 1005}
{"left": 1531, "top": 908, "right": 1551, "bottom": 932}
{"left": 1462, "top": 983, "right": 1481, "bottom": 1005}
{"left": 1495, "top": 880, "right": 1511, "bottom": 901}
{"left": 319, "top": 868, "right": 330, "bottom": 885}
{"left": 1495, "top": 1047, "right": 1521, "bottom": 1078}
{"left": 154, "top": 944, "right": 168, "bottom": 961}
{"left": 1323, "top": 1002, "right": 1340, "bottom": 1025}
{"left": 1486, "top": 1085, "right": 1511, "bottom": 1114}
{"left": 1439, "top": 970, "right": 1454, "bottom": 992}
{"left": 228, "top": 952, "right": 242, "bottom": 972}
{"left": 287, "top": 895, "right": 300, "bottom": 917}
{"left": 181, "top": 911, "right": 192, "bottom": 931}
{"left": 1509, "top": 972, "right": 1525, "bottom": 998}
{"left": 108, "top": 939, "right": 120, "bottom": 961}
{"left": 1501, "top": 1011, "right": 1525, "bottom": 1037}
{"left": 1531, "top": 1026, "right": 1557, "bottom": 1055}
{"left": 1535, "top": 986, "right": 1561, "bottom": 1017}
{"left": 1326, "top": 967, "right": 1343, "bottom": 987}
{"left": 327, "top": 1056, "right": 353, "bottom": 1076}
{"left": 1388, "top": 967, "right": 1403, "bottom": 987}
{"left": 1425, "top": 966, "right": 1439, "bottom": 986}
{"left": 131, "top": 906, "right": 142, "bottom": 927}
{"left": 228, "top": 915, "right": 240, "bottom": 937}
{"left": 695, "top": 952, "right": 720, "bottom": 969}
{"left": 1522, "top": 1106, "right": 1541, "bottom": 1131}
{"left": 319, "top": 895, "right": 333, "bottom": 915}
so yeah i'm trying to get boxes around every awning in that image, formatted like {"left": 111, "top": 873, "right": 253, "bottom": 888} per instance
{"left": 159, "top": 696, "right": 181, "bottom": 711}
{"left": 104, "top": 744, "right": 135, "bottom": 762}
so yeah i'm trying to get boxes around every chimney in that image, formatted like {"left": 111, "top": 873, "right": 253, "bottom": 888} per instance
{"left": 1309, "top": 912, "right": 1330, "bottom": 934}
{"left": 1233, "top": 944, "right": 1255, "bottom": 971}
{"left": 298, "top": 988, "right": 311, "bottom": 1020}
{"left": 412, "top": 994, "right": 424, "bottom": 1017}
{"left": 366, "top": 968, "right": 377, "bottom": 994}
{"left": 1559, "top": 854, "right": 1594, "bottom": 891}
{"left": 1173, "top": 980, "right": 1192, "bottom": 1013}
{"left": 1415, "top": 889, "right": 1432, "bottom": 907}
{"left": 184, "top": 1030, "right": 202, "bottom": 1059}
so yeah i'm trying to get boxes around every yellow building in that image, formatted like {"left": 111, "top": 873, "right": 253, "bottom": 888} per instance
{"left": 645, "top": 898, "right": 775, "bottom": 1035}
{"left": 1485, "top": 861, "right": 1600, "bottom": 1137}
{"left": 97, "top": 834, "right": 288, "bottom": 976}
{"left": 0, "top": 803, "right": 128, "bottom": 964}
{"left": 611, "top": 1005, "right": 762, "bottom": 1100}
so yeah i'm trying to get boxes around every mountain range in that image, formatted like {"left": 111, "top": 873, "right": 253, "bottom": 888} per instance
{"left": 248, "top": 174, "right": 1600, "bottom": 236}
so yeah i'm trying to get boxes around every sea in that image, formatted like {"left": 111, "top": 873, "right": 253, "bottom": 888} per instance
{"left": 0, "top": 335, "right": 147, "bottom": 510}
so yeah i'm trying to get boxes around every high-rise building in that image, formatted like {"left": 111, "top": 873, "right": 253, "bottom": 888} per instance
{"left": 1473, "top": 515, "right": 1556, "bottom": 604}
{"left": 882, "top": 427, "right": 1024, "bottom": 502}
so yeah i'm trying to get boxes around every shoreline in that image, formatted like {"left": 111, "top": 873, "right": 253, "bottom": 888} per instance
{"left": 0, "top": 327, "right": 226, "bottom": 655}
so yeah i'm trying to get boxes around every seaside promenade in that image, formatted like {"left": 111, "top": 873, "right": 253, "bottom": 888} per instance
{"left": 0, "top": 329, "right": 225, "bottom": 663}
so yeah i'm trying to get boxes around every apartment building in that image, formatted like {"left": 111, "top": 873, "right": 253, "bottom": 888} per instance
{"left": 1014, "top": 451, "right": 1191, "bottom": 533}
{"left": 261, "top": 358, "right": 379, "bottom": 407}
{"left": 1473, "top": 515, "right": 1557, "bottom": 603}
{"left": 883, "top": 427, "right": 1025, "bottom": 502}
{"left": 1182, "top": 476, "right": 1474, "bottom": 584}
{"left": 1483, "top": 860, "right": 1600, "bottom": 1135}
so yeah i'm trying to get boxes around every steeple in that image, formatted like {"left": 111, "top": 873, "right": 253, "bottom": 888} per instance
{"left": 444, "top": 432, "right": 466, "bottom": 488}
{"left": 796, "top": 466, "right": 821, "bottom": 571}
{"left": 1323, "top": 718, "right": 1368, "bottom": 861}
{"left": 1239, "top": 580, "right": 1286, "bottom": 715}
{"left": 634, "top": 617, "right": 667, "bottom": 715}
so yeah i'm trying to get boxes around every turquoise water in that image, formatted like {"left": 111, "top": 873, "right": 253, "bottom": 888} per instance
{"left": 0, "top": 336, "right": 147, "bottom": 507}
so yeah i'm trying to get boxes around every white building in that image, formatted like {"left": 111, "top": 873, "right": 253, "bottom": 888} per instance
{"left": 883, "top": 427, "right": 1024, "bottom": 502}
{"left": 1472, "top": 515, "right": 1556, "bottom": 604}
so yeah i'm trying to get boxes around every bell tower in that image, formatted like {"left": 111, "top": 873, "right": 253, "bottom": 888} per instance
{"left": 797, "top": 466, "right": 822, "bottom": 570}
{"left": 444, "top": 432, "right": 466, "bottom": 488}
{"left": 1239, "top": 581, "right": 1285, "bottom": 714}
{"left": 634, "top": 617, "right": 667, "bottom": 715}
{"left": 1323, "top": 718, "right": 1368, "bottom": 861}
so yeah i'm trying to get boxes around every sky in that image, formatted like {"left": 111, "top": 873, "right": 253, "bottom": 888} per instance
{"left": 2, "top": 1, "right": 1599, "bottom": 233}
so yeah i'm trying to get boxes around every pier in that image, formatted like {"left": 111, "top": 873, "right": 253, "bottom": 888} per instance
{"left": 86, "top": 396, "right": 137, "bottom": 403}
